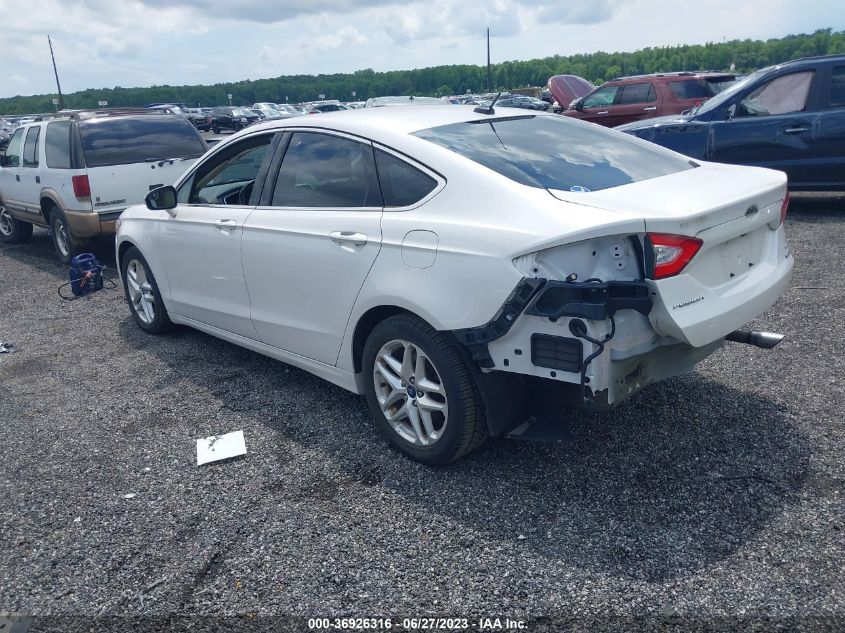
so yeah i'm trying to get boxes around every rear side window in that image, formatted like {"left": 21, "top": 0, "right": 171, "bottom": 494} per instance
{"left": 22, "top": 127, "right": 40, "bottom": 167}
{"left": 375, "top": 149, "right": 437, "bottom": 207}
{"left": 272, "top": 133, "right": 382, "bottom": 208}
{"left": 668, "top": 79, "right": 714, "bottom": 100}
{"left": 77, "top": 115, "right": 206, "bottom": 168}
{"left": 830, "top": 66, "right": 845, "bottom": 108}
{"left": 617, "top": 83, "right": 656, "bottom": 104}
{"left": 415, "top": 115, "right": 694, "bottom": 192}
{"left": 45, "top": 121, "right": 72, "bottom": 169}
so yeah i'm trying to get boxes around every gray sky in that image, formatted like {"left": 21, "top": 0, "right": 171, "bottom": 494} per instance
{"left": 1, "top": 0, "right": 843, "bottom": 98}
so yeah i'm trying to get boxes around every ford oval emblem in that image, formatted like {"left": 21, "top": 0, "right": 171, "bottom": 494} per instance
{"left": 570, "top": 185, "right": 591, "bottom": 193}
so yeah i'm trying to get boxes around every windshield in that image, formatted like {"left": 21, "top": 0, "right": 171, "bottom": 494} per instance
{"left": 78, "top": 116, "right": 206, "bottom": 167}
{"left": 415, "top": 115, "right": 693, "bottom": 192}
{"left": 695, "top": 67, "right": 771, "bottom": 116}
{"left": 232, "top": 108, "right": 253, "bottom": 116}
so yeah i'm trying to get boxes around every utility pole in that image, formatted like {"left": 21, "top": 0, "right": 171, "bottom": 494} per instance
{"left": 48, "top": 36, "right": 65, "bottom": 110}
{"left": 486, "top": 28, "right": 492, "bottom": 92}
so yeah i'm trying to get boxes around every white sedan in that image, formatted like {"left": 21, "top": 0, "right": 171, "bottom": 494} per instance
{"left": 116, "top": 106, "right": 792, "bottom": 464}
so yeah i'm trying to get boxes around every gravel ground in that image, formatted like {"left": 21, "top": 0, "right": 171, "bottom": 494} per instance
{"left": 1, "top": 196, "right": 843, "bottom": 632}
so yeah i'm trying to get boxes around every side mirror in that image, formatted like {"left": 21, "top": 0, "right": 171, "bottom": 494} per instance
{"left": 726, "top": 103, "right": 737, "bottom": 121}
{"left": 145, "top": 185, "right": 177, "bottom": 213}
{"left": 574, "top": 99, "right": 584, "bottom": 111}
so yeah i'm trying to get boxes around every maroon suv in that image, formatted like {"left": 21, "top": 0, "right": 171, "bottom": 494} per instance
{"left": 562, "top": 71, "right": 735, "bottom": 127}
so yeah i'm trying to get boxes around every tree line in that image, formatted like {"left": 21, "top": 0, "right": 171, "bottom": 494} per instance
{"left": 1, "top": 29, "right": 842, "bottom": 115}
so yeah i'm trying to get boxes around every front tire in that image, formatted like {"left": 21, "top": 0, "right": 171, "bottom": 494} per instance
{"left": 120, "top": 246, "right": 172, "bottom": 334}
{"left": 0, "top": 204, "right": 33, "bottom": 244}
{"left": 362, "top": 314, "right": 487, "bottom": 465}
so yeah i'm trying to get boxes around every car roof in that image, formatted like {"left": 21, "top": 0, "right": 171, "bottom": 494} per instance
{"left": 246, "top": 105, "right": 542, "bottom": 137}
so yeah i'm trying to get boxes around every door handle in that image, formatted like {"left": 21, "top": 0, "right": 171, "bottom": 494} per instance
{"left": 15, "top": 175, "right": 19, "bottom": 182}
{"left": 213, "top": 219, "right": 238, "bottom": 230}
{"left": 329, "top": 231, "right": 368, "bottom": 247}
{"left": 596, "top": 111, "right": 609, "bottom": 115}
{"left": 643, "top": 106, "right": 657, "bottom": 112}
{"left": 783, "top": 126, "right": 809, "bottom": 134}
{"left": 35, "top": 176, "right": 40, "bottom": 183}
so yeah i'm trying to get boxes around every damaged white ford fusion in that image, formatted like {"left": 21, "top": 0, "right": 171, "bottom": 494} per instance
{"left": 116, "top": 106, "right": 792, "bottom": 465}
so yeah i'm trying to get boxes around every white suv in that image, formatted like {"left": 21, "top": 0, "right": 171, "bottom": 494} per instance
{"left": 0, "top": 110, "right": 206, "bottom": 263}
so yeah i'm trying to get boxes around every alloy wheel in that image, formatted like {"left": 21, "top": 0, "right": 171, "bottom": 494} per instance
{"left": 53, "top": 218, "right": 70, "bottom": 257}
{"left": 126, "top": 259, "right": 156, "bottom": 324}
{"left": 0, "top": 206, "right": 12, "bottom": 236}
{"left": 373, "top": 338, "right": 449, "bottom": 446}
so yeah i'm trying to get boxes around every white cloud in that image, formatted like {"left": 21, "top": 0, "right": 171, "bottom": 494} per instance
{"left": 0, "top": 0, "right": 842, "bottom": 98}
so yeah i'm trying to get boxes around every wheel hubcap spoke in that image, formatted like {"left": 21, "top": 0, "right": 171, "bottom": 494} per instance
{"left": 372, "top": 338, "right": 449, "bottom": 447}
{"left": 127, "top": 260, "right": 155, "bottom": 324}
{"left": 0, "top": 208, "right": 12, "bottom": 235}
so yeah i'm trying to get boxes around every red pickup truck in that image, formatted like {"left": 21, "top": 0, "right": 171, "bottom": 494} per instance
{"left": 562, "top": 72, "right": 735, "bottom": 127}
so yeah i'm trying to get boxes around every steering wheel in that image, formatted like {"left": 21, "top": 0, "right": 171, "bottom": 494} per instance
{"left": 238, "top": 180, "right": 256, "bottom": 206}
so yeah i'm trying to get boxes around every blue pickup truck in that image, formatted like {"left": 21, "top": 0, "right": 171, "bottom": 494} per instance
{"left": 616, "top": 55, "right": 845, "bottom": 191}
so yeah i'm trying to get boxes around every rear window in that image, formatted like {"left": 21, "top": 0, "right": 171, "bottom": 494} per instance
{"left": 414, "top": 115, "right": 693, "bottom": 192}
{"left": 77, "top": 115, "right": 206, "bottom": 168}
{"left": 668, "top": 79, "right": 714, "bottom": 100}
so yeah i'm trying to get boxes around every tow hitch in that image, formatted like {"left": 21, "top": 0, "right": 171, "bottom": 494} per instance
{"left": 725, "top": 330, "right": 785, "bottom": 349}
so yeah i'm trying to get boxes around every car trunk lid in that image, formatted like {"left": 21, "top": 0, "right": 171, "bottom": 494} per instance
{"left": 549, "top": 162, "right": 791, "bottom": 345}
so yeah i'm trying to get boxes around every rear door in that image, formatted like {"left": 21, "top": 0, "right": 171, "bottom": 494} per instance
{"left": 157, "top": 131, "right": 276, "bottom": 337}
{"left": 811, "top": 62, "right": 845, "bottom": 190}
{"left": 241, "top": 130, "right": 383, "bottom": 365}
{"left": 708, "top": 69, "right": 819, "bottom": 186}
{"left": 18, "top": 125, "right": 43, "bottom": 214}
{"left": 606, "top": 81, "right": 659, "bottom": 126}
{"left": 79, "top": 115, "right": 206, "bottom": 216}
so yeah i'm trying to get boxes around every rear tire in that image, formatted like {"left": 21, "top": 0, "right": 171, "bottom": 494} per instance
{"left": 48, "top": 205, "right": 83, "bottom": 264}
{"left": 212, "top": 123, "right": 220, "bottom": 134}
{"left": 0, "top": 204, "right": 33, "bottom": 244}
{"left": 120, "top": 246, "right": 172, "bottom": 334}
{"left": 362, "top": 314, "right": 487, "bottom": 465}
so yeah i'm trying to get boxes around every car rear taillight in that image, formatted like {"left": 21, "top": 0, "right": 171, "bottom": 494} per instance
{"left": 779, "top": 192, "right": 790, "bottom": 225}
{"left": 646, "top": 233, "right": 703, "bottom": 279}
{"left": 72, "top": 174, "right": 91, "bottom": 199}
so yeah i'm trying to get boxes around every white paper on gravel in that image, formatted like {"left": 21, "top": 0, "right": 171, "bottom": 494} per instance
{"left": 196, "top": 430, "right": 247, "bottom": 465}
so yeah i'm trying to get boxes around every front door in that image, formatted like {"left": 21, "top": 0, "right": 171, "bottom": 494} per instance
{"left": 158, "top": 131, "right": 276, "bottom": 337}
{"left": 709, "top": 70, "right": 818, "bottom": 186}
{"left": 570, "top": 85, "right": 620, "bottom": 126}
{"left": 242, "top": 130, "right": 384, "bottom": 365}
{"left": 811, "top": 63, "right": 845, "bottom": 190}
{"left": 0, "top": 128, "right": 26, "bottom": 213}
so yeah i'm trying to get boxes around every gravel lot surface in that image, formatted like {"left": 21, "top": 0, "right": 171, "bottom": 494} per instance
{"left": 1, "top": 196, "right": 843, "bottom": 631}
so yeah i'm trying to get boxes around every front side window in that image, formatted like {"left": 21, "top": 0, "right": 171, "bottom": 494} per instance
{"left": 271, "top": 133, "right": 382, "bottom": 208}
{"left": 186, "top": 134, "right": 273, "bottom": 205}
{"left": 3, "top": 128, "right": 24, "bottom": 167}
{"left": 45, "top": 121, "right": 72, "bottom": 169}
{"left": 739, "top": 71, "right": 815, "bottom": 117}
{"left": 581, "top": 86, "right": 619, "bottom": 109}
{"left": 22, "top": 127, "right": 40, "bottom": 167}
{"left": 829, "top": 66, "right": 845, "bottom": 108}
{"left": 415, "top": 115, "right": 694, "bottom": 193}
{"left": 617, "top": 82, "right": 656, "bottom": 104}
{"left": 375, "top": 149, "right": 437, "bottom": 207}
